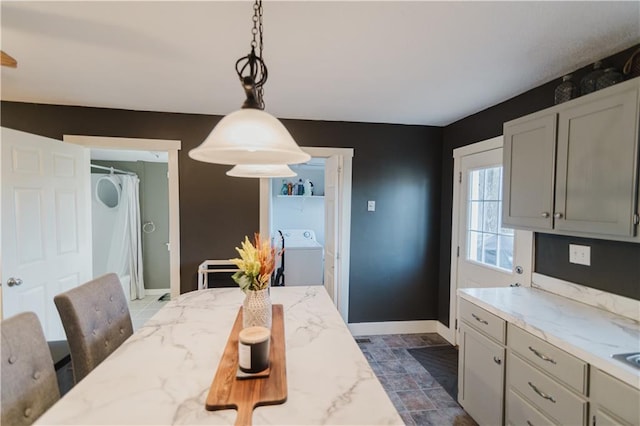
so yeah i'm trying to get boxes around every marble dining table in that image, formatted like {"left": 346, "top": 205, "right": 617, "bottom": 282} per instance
{"left": 36, "top": 286, "right": 402, "bottom": 425}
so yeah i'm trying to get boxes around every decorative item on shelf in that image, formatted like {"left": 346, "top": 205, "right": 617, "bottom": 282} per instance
{"left": 596, "top": 67, "right": 625, "bottom": 90}
{"left": 579, "top": 61, "right": 605, "bottom": 95}
{"left": 304, "top": 179, "right": 313, "bottom": 196}
{"left": 230, "top": 233, "right": 281, "bottom": 329}
{"left": 187, "top": 0, "right": 310, "bottom": 170}
{"left": 554, "top": 74, "right": 578, "bottom": 105}
{"left": 623, "top": 48, "right": 640, "bottom": 79}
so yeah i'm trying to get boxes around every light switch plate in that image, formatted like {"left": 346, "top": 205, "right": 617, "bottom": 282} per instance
{"left": 367, "top": 200, "right": 375, "bottom": 212}
{"left": 569, "top": 244, "right": 590, "bottom": 266}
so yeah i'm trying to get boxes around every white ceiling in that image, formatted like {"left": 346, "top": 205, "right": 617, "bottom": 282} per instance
{"left": 1, "top": 1, "right": 638, "bottom": 126}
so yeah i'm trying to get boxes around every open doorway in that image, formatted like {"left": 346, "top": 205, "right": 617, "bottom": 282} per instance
{"left": 270, "top": 158, "right": 326, "bottom": 287}
{"left": 259, "top": 147, "right": 353, "bottom": 323}
{"left": 63, "top": 135, "right": 181, "bottom": 305}
{"left": 89, "top": 148, "right": 171, "bottom": 328}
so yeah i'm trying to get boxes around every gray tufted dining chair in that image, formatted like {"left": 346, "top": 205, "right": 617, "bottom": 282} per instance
{"left": 54, "top": 273, "right": 133, "bottom": 384}
{"left": 1, "top": 312, "right": 60, "bottom": 426}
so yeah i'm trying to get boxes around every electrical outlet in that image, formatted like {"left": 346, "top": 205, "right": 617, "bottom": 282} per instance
{"left": 569, "top": 244, "right": 591, "bottom": 266}
{"left": 367, "top": 200, "right": 375, "bottom": 212}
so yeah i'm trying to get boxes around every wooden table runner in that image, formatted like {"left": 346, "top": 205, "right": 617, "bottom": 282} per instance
{"left": 205, "top": 305, "right": 287, "bottom": 425}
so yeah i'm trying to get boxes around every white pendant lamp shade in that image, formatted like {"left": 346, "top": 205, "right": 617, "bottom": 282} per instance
{"left": 189, "top": 109, "right": 311, "bottom": 165}
{"left": 226, "top": 164, "right": 297, "bottom": 178}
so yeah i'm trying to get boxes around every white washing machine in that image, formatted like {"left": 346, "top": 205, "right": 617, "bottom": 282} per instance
{"left": 280, "top": 229, "right": 324, "bottom": 286}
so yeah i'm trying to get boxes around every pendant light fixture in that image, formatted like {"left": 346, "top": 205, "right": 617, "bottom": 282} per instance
{"left": 189, "top": 0, "right": 310, "bottom": 166}
{"left": 226, "top": 164, "right": 297, "bottom": 178}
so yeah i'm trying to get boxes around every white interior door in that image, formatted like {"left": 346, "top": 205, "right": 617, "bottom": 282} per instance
{"left": 452, "top": 142, "right": 532, "bottom": 343}
{"left": 324, "top": 155, "right": 340, "bottom": 305}
{"left": 1, "top": 127, "right": 92, "bottom": 340}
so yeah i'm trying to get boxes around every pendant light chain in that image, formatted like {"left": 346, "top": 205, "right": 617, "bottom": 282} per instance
{"left": 188, "top": 0, "right": 311, "bottom": 168}
{"left": 247, "top": 0, "right": 264, "bottom": 109}
{"left": 257, "top": 0, "right": 264, "bottom": 109}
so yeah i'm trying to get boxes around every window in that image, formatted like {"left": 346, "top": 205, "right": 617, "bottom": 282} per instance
{"left": 467, "top": 166, "right": 514, "bottom": 271}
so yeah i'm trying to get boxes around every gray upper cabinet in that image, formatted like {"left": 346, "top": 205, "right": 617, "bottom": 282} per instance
{"left": 556, "top": 87, "right": 639, "bottom": 236}
{"left": 503, "top": 113, "right": 557, "bottom": 229}
{"left": 503, "top": 77, "right": 640, "bottom": 241}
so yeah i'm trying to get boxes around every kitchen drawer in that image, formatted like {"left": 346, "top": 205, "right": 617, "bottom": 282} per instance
{"left": 506, "top": 388, "right": 557, "bottom": 426}
{"left": 591, "top": 368, "right": 640, "bottom": 425}
{"left": 508, "top": 352, "right": 587, "bottom": 426}
{"left": 508, "top": 324, "right": 588, "bottom": 395}
{"left": 460, "top": 298, "right": 506, "bottom": 344}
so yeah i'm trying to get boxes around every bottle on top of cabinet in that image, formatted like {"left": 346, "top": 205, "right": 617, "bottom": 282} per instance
{"left": 579, "top": 61, "right": 605, "bottom": 95}
{"left": 554, "top": 74, "right": 578, "bottom": 104}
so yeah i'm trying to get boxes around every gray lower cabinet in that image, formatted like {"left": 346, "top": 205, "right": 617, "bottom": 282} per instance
{"left": 506, "top": 351, "right": 587, "bottom": 425}
{"left": 458, "top": 301, "right": 506, "bottom": 426}
{"left": 502, "top": 77, "right": 640, "bottom": 241}
{"left": 459, "top": 299, "right": 640, "bottom": 426}
{"left": 590, "top": 368, "right": 640, "bottom": 426}
{"left": 506, "top": 324, "right": 588, "bottom": 425}
{"left": 506, "top": 388, "right": 556, "bottom": 426}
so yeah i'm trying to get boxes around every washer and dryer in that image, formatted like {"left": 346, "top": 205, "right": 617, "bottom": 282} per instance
{"left": 279, "top": 229, "right": 324, "bottom": 286}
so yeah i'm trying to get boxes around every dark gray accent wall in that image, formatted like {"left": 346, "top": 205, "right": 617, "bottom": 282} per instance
{"left": 438, "top": 44, "right": 640, "bottom": 325}
{"left": 1, "top": 103, "right": 442, "bottom": 323}
{"left": 280, "top": 119, "right": 443, "bottom": 322}
{"left": 535, "top": 234, "right": 640, "bottom": 300}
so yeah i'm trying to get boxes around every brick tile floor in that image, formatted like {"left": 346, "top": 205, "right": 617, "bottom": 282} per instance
{"left": 356, "top": 333, "right": 478, "bottom": 426}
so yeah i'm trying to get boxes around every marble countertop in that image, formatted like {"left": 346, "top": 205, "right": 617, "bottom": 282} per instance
{"left": 36, "top": 286, "right": 402, "bottom": 425}
{"left": 458, "top": 287, "right": 640, "bottom": 389}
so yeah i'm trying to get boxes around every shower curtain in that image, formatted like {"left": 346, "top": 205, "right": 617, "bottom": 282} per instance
{"left": 106, "top": 175, "right": 145, "bottom": 300}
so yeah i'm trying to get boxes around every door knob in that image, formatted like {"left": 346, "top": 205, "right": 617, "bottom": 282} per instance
{"left": 554, "top": 212, "right": 563, "bottom": 219}
{"left": 541, "top": 212, "right": 550, "bottom": 218}
{"left": 7, "top": 277, "right": 23, "bottom": 287}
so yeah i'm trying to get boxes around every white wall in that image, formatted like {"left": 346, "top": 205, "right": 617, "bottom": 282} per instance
{"left": 271, "top": 163, "right": 326, "bottom": 246}
{"left": 91, "top": 173, "right": 119, "bottom": 277}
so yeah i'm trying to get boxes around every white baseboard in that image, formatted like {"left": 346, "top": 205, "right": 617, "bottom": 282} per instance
{"left": 436, "top": 321, "right": 456, "bottom": 345}
{"left": 348, "top": 320, "right": 438, "bottom": 336}
{"left": 144, "top": 288, "right": 170, "bottom": 296}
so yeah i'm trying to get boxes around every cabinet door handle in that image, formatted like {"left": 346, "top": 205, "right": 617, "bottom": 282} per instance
{"left": 471, "top": 313, "right": 488, "bottom": 325}
{"left": 529, "top": 346, "right": 557, "bottom": 364}
{"left": 493, "top": 356, "right": 501, "bottom": 365}
{"left": 541, "top": 212, "right": 550, "bottom": 218}
{"left": 553, "top": 212, "right": 563, "bottom": 219}
{"left": 528, "top": 381, "right": 556, "bottom": 403}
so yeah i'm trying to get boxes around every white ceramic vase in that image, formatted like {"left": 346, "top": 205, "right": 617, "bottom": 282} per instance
{"left": 243, "top": 288, "right": 272, "bottom": 329}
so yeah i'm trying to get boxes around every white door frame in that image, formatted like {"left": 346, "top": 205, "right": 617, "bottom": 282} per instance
{"left": 259, "top": 147, "right": 353, "bottom": 322}
{"left": 446, "top": 136, "right": 533, "bottom": 344}
{"left": 63, "top": 135, "right": 182, "bottom": 299}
